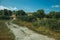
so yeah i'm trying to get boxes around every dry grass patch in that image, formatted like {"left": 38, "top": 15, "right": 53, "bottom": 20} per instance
{"left": 0, "top": 20, "right": 15, "bottom": 40}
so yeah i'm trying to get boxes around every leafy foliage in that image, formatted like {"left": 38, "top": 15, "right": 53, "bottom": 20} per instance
{"left": 33, "top": 19, "right": 60, "bottom": 31}
{"left": 17, "top": 15, "right": 36, "bottom": 22}
{"left": 16, "top": 10, "right": 27, "bottom": 16}
{"left": 32, "top": 9, "right": 45, "bottom": 19}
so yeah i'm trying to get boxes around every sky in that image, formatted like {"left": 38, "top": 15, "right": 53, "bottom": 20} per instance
{"left": 0, "top": 0, "right": 60, "bottom": 13}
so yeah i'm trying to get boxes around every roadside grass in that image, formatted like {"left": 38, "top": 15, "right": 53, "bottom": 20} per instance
{"left": 0, "top": 20, "right": 15, "bottom": 40}
{"left": 13, "top": 19, "right": 60, "bottom": 40}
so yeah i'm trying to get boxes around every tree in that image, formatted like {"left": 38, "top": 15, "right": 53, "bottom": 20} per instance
{"left": 4, "top": 9, "right": 8, "bottom": 16}
{"left": 54, "top": 12, "right": 60, "bottom": 18}
{"left": 33, "top": 9, "right": 45, "bottom": 19}
{"left": 4, "top": 9, "right": 12, "bottom": 16}
{"left": 0, "top": 10, "right": 4, "bottom": 16}
{"left": 0, "top": 9, "right": 12, "bottom": 20}
{"left": 8, "top": 10, "right": 12, "bottom": 16}
{"left": 16, "top": 10, "right": 26, "bottom": 16}
{"left": 48, "top": 11, "right": 56, "bottom": 18}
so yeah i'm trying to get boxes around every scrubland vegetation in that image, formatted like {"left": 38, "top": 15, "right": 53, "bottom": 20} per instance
{"left": 0, "top": 9, "right": 60, "bottom": 40}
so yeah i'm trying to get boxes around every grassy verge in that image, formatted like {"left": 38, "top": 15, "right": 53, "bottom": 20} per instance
{"left": 0, "top": 20, "right": 15, "bottom": 40}
{"left": 13, "top": 19, "right": 60, "bottom": 40}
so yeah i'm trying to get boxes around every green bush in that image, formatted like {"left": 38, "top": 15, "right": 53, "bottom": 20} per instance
{"left": 0, "top": 16, "right": 10, "bottom": 20}
{"left": 17, "top": 15, "right": 37, "bottom": 22}
{"left": 45, "top": 19, "right": 60, "bottom": 31}
{"left": 33, "top": 19, "right": 60, "bottom": 31}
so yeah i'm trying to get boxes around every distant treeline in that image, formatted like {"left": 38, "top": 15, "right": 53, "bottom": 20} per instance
{"left": 0, "top": 9, "right": 60, "bottom": 20}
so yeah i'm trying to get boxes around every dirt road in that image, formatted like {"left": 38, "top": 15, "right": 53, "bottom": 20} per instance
{"left": 6, "top": 19, "right": 55, "bottom": 40}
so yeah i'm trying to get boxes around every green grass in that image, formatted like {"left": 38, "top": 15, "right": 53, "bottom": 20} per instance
{"left": 13, "top": 19, "right": 60, "bottom": 40}
{"left": 0, "top": 20, "right": 15, "bottom": 40}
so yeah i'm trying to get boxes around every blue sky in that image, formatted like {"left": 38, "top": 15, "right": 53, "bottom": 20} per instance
{"left": 0, "top": 0, "right": 60, "bottom": 13}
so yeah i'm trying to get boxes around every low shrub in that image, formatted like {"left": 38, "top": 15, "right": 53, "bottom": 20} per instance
{"left": 17, "top": 15, "right": 37, "bottom": 22}
{"left": 0, "top": 16, "right": 10, "bottom": 20}
{"left": 33, "top": 19, "right": 60, "bottom": 32}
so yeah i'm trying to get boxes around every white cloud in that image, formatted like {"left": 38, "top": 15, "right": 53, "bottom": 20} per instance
{"left": 52, "top": 5, "right": 60, "bottom": 8}
{"left": 0, "top": 5, "right": 17, "bottom": 10}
